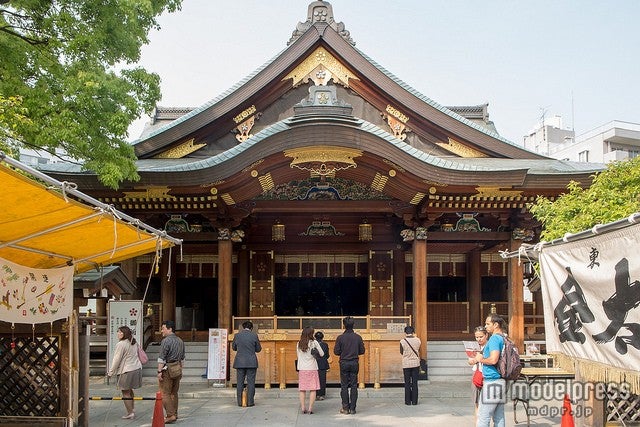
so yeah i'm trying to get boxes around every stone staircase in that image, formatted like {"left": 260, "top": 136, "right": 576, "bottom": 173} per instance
{"left": 93, "top": 340, "right": 470, "bottom": 383}
{"left": 143, "top": 342, "right": 209, "bottom": 382}
{"left": 425, "top": 341, "right": 471, "bottom": 382}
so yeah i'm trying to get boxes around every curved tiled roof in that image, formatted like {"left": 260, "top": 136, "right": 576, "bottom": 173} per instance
{"left": 126, "top": 117, "right": 597, "bottom": 176}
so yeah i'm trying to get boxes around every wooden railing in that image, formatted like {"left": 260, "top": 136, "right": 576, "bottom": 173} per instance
{"left": 232, "top": 315, "right": 412, "bottom": 334}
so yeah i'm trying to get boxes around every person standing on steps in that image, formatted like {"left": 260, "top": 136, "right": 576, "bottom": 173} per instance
{"left": 232, "top": 320, "right": 262, "bottom": 407}
{"left": 157, "top": 320, "right": 185, "bottom": 424}
{"left": 334, "top": 316, "right": 365, "bottom": 415}
{"left": 399, "top": 325, "right": 421, "bottom": 406}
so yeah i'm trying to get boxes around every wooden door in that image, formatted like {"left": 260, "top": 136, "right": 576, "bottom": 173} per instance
{"left": 369, "top": 250, "right": 393, "bottom": 316}
{"left": 249, "top": 250, "right": 274, "bottom": 316}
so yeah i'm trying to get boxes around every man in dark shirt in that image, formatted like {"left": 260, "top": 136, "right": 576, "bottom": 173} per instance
{"left": 333, "top": 316, "right": 365, "bottom": 414}
{"left": 157, "top": 320, "right": 185, "bottom": 424}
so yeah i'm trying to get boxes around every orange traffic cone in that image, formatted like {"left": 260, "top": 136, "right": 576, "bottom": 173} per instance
{"left": 561, "top": 394, "right": 575, "bottom": 427}
{"left": 152, "top": 391, "right": 165, "bottom": 427}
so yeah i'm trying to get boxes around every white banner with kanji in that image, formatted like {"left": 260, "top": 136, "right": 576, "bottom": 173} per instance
{"left": 540, "top": 222, "right": 640, "bottom": 370}
{"left": 0, "top": 256, "right": 74, "bottom": 324}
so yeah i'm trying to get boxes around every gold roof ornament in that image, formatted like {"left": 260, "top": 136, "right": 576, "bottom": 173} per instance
{"left": 284, "top": 146, "right": 362, "bottom": 177}
{"left": 153, "top": 138, "right": 206, "bottom": 159}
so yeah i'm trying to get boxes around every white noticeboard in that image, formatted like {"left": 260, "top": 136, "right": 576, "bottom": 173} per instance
{"left": 207, "top": 328, "right": 228, "bottom": 380}
{"left": 107, "top": 300, "right": 144, "bottom": 374}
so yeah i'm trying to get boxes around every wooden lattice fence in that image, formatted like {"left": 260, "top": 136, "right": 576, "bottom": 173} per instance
{"left": 607, "top": 385, "right": 640, "bottom": 424}
{"left": 0, "top": 335, "right": 61, "bottom": 417}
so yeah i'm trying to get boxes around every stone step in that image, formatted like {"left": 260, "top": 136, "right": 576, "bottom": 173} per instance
{"left": 93, "top": 341, "right": 474, "bottom": 381}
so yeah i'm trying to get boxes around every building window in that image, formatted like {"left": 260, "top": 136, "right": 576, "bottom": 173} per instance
{"left": 578, "top": 150, "right": 589, "bottom": 162}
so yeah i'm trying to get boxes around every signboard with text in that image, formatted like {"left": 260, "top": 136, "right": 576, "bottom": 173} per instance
{"left": 106, "top": 300, "right": 144, "bottom": 374}
{"left": 207, "top": 328, "right": 228, "bottom": 380}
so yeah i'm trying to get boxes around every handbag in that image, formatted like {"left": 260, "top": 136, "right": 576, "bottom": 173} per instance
{"left": 472, "top": 367, "right": 484, "bottom": 388}
{"left": 294, "top": 359, "right": 299, "bottom": 372}
{"left": 167, "top": 361, "right": 182, "bottom": 379}
{"left": 137, "top": 343, "right": 148, "bottom": 364}
{"left": 405, "top": 338, "right": 428, "bottom": 380}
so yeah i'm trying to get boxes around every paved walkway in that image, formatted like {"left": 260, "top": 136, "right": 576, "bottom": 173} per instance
{"left": 87, "top": 378, "right": 564, "bottom": 426}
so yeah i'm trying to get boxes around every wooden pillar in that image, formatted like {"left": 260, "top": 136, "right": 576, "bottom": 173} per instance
{"left": 160, "top": 248, "right": 176, "bottom": 323}
{"left": 218, "top": 237, "right": 233, "bottom": 330}
{"left": 237, "top": 249, "right": 250, "bottom": 317}
{"left": 508, "top": 239, "right": 524, "bottom": 353}
{"left": 467, "top": 249, "right": 482, "bottom": 329}
{"left": 412, "top": 236, "right": 428, "bottom": 353}
{"left": 392, "top": 249, "right": 406, "bottom": 316}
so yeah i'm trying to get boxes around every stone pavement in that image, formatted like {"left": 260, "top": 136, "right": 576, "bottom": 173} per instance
{"left": 87, "top": 377, "right": 566, "bottom": 426}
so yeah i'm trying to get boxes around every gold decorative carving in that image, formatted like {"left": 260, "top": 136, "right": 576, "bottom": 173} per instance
{"left": 471, "top": 187, "right": 523, "bottom": 199}
{"left": 435, "top": 137, "right": 488, "bottom": 158}
{"left": 382, "top": 105, "right": 410, "bottom": 141}
{"left": 371, "top": 172, "right": 388, "bottom": 192}
{"left": 123, "top": 186, "right": 176, "bottom": 200}
{"left": 250, "top": 170, "right": 258, "bottom": 177}
{"left": 410, "top": 192, "right": 426, "bottom": 205}
{"left": 220, "top": 193, "right": 235, "bottom": 205}
{"left": 233, "top": 105, "right": 257, "bottom": 124}
{"left": 282, "top": 47, "right": 359, "bottom": 88}
{"left": 235, "top": 115, "right": 255, "bottom": 143}
{"left": 388, "top": 169, "right": 396, "bottom": 177}
{"left": 385, "top": 105, "right": 409, "bottom": 123}
{"left": 153, "top": 138, "right": 206, "bottom": 159}
{"left": 258, "top": 173, "right": 274, "bottom": 192}
{"left": 284, "top": 145, "right": 362, "bottom": 176}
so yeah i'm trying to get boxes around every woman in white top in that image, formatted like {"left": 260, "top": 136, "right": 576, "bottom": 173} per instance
{"left": 107, "top": 325, "right": 143, "bottom": 419}
{"left": 296, "top": 326, "right": 324, "bottom": 414}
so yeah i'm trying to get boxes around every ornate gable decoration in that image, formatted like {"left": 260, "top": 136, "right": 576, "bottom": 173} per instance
{"left": 288, "top": 1, "right": 355, "bottom": 46}
{"left": 284, "top": 146, "right": 362, "bottom": 177}
{"left": 435, "top": 137, "right": 488, "bottom": 158}
{"left": 153, "top": 138, "right": 206, "bottom": 159}
{"left": 283, "top": 47, "right": 359, "bottom": 88}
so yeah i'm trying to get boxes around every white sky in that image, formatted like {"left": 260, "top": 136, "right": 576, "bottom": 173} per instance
{"left": 129, "top": 0, "right": 640, "bottom": 145}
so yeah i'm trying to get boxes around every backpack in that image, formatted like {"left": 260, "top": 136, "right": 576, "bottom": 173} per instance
{"left": 497, "top": 334, "right": 522, "bottom": 381}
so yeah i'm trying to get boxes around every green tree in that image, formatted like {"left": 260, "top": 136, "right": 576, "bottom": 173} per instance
{"left": 530, "top": 156, "right": 640, "bottom": 241}
{"left": 0, "top": 0, "right": 182, "bottom": 188}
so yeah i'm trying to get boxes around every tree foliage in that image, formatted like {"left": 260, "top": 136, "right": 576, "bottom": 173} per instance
{"left": 530, "top": 157, "right": 640, "bottom": 241}
{"left": 0, "top": 0, "right": 182, "bottom": 188}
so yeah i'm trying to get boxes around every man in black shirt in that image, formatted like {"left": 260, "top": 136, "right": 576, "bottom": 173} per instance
{"left": 333, "top": 316, "right": 365, "bottom": 414}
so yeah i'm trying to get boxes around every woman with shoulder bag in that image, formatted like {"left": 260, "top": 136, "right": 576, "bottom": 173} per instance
{"left": 399, "top": 325, "right": 421, "bottom": 406}
{"left": 296, "top": 326, "right": 324, "bottom": 414}
{"left": 107, "top": 326, "right": 143, "bottom": 420}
